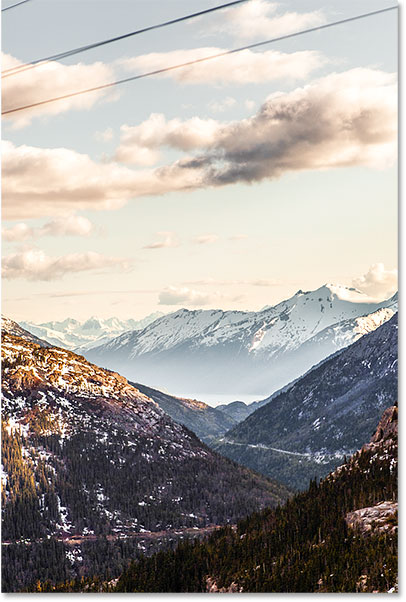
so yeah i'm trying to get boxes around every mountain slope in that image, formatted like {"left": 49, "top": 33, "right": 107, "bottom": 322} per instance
{"left": 216, "top": 401, "right": 255, "bottom": 422}
{"left": 2, "top": 315, "right": 52, "bottom": 348}
{"left": 113, "top": 405, "right": 397, "bottom": 593}
{"left": 131, "top": 383, "right": 236, "bottom": 443}
{"left": 20, "top": 313, "right": 164, "bottom": 352}
{"left": 2, "top": 332, "right": 290, "bottom": 546}
{"left": 85, "top": 285, "right": 396, "bottom": 397}
{"left": 214, "top": 314, "right": 398, "bottom": 490}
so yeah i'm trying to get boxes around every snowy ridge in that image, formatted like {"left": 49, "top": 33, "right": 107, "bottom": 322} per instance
{"left": 19, "top": 313, "right": 164, "bottom": 351}
{"left": 2, "top": 315, "right": 52, "bottom": 348}
{"left": 86, "top": 285, "right": 397, "bottom": 397}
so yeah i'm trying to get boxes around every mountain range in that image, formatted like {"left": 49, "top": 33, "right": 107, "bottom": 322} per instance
{"left": 1, "top": 304, "right": 398, "bottom": 592}
{"left": 0, "top": 319, "right": 248, "bottom": 445}
{"left": 214, "top": 313, "right": 398, "bottom": 490}
{"left": 83, "top": 285, "right": 397, "bottom": 398}
{"left": 20, "top": 313, "right": 164, "bottom": 352}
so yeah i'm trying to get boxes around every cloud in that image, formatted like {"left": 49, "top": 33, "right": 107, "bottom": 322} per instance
{"left": 95, "top": 127, "right": 114, "bottom": 142}
{"left": 352, "top": 263, "right": 397, "bottom": 300}
{"left": 250, "top": 279, "right": 279, "bottom": 287}
{"left": 2, "top": 140, "right": 205, "bottom": 219}
{"left": 175, "top": 68, "right": 397, "bottom": 186}
{"left": 2, "top": 223, "right": 34, "bottom": 242}
{"left": 115, "top": 114, "right": 220, "bottom": 165}
{"left": 208, "top": 97, "right": 236, "bottom": 113}
{"left": 40, "top": 215, "right": 95, "bottom": 237}
{"left": 2, "top": 248, "right": 131, "bottom": 281}
{"left": 120, "top": 47, "right": 325, "bottom": 85}
{"left": 218, "top": 0, "right": 325, "bottom": 40}
{"left": 2, "top": 53, "right": 115, "bottom": 128}
{"left": 193, "top": 234, "right": 219, "bottom": 244}
{"left": 158, "top": 286, "right": 218, "bottom": 306}
{"left": 229, "top": 234, "right": 248, "bottom": 240}
{"left": 158, "top": 278, "right": 280, "bottom": 306}
{"left": 114, "top": 68, "right": 396, "bottom": 187}
{"left": 2, "top": 215, "right": 94, "bottom": 241}
{"left": 3, "top": 68, "right": 396, "bottom": 220}
{"left": 143, "top": 231, "right": 179, "bottom": 249}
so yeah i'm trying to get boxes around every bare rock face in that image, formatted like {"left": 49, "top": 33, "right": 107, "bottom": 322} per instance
{"left": 206, "top": 577, "right": 242, "bottom": 593}
{"left": 363, "top": 405, "right": 398, "bottom": 451}
{"left": 339, "top": 405, "right": 398, "bottom": 539}
{"left": 345, "top": 501, "right": 398, "bottom": 535}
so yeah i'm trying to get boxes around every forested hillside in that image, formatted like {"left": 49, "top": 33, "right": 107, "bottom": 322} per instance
{"left": 115, "top": 405, "right": 398, "bottom": 593}
{"left": 25, "top": 405, "right": 397, "bottom": 593}
{"left": 215, "top": 314, "right": 398, "bottom": 490}
{"left": 1, "top": 331, "right": 290, "bottom": 592}
{"left": 132, "top": 382, "right": 236, "bottom": 443}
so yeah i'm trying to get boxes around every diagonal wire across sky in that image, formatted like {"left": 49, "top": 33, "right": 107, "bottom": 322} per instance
{"left": 2, "top": 5, "right": 397, "bottom": 116}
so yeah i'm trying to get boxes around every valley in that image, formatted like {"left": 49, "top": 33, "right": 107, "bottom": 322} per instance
{"left": 2, "top": 0, "right": 398, "bottom": 592}
{"left": 214, "top": 313, "right": 398, "bottom": 489}
{"left": 2, "top": 294, "right": 398, "bottom": 592}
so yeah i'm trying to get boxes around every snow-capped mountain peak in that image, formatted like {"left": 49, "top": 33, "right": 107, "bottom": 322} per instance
{"left": 85, "top": 284, "right": 397, "bottom": 398}
{"left": 319, "top": 283, "right": 373, "bottom": 302}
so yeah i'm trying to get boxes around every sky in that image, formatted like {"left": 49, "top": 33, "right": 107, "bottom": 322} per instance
{"left": 2, "top": 0, "right": 398, "bottom": 323}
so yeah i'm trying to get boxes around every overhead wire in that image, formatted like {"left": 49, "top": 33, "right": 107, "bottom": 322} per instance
{"left": 2, "top": 5, "right": 397, "bottom": 116}
{"left": 2, "top": 0, "right": 32, "bottom": 12}
{"left": 2, "top": 0, "right": 249, "bottom": 77}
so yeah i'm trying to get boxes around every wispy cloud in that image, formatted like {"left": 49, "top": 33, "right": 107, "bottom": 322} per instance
{"left": 208, "top": 96, "right": 236, "bottom": 113}
{"left": 193, "top": 234, "right": 219, "bottom": 245}
{"left": 2, "top": 248, "right": 131, "bottom": 281}
{"left": 121, "top": 47, "right": 325, "bottom": 86}
{"left": 158, "top": 282, "right": 268, "bottom": 306}
{"left": 216, "top": 0, "right": 325, "bottom": 40}
{"left": 244, "top": 100, "right": 256, "bottom": 111}
{"left": 143, "top": 231, "right": 180, "bottom": 249}
{"left": 229, "top": 234, "right": 248, "bottom": 241}
{"left": 3, "top": 215, "right": 95, "bottom": 242}
{"left": 158, "top": 285, "right": 219, "bottom": 306}
{"left": 95, "top": 127, "right": 114, "bottom": 142}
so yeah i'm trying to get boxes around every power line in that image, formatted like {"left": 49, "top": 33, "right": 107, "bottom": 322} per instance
{"left": 2, "top": 5, "right": 397, "bottom": 116}
{"left": 2, "top": 0, "right": 249, "bottom": 78}
{"left": 2, "top": 0, "right": 32, "bottom": 12}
